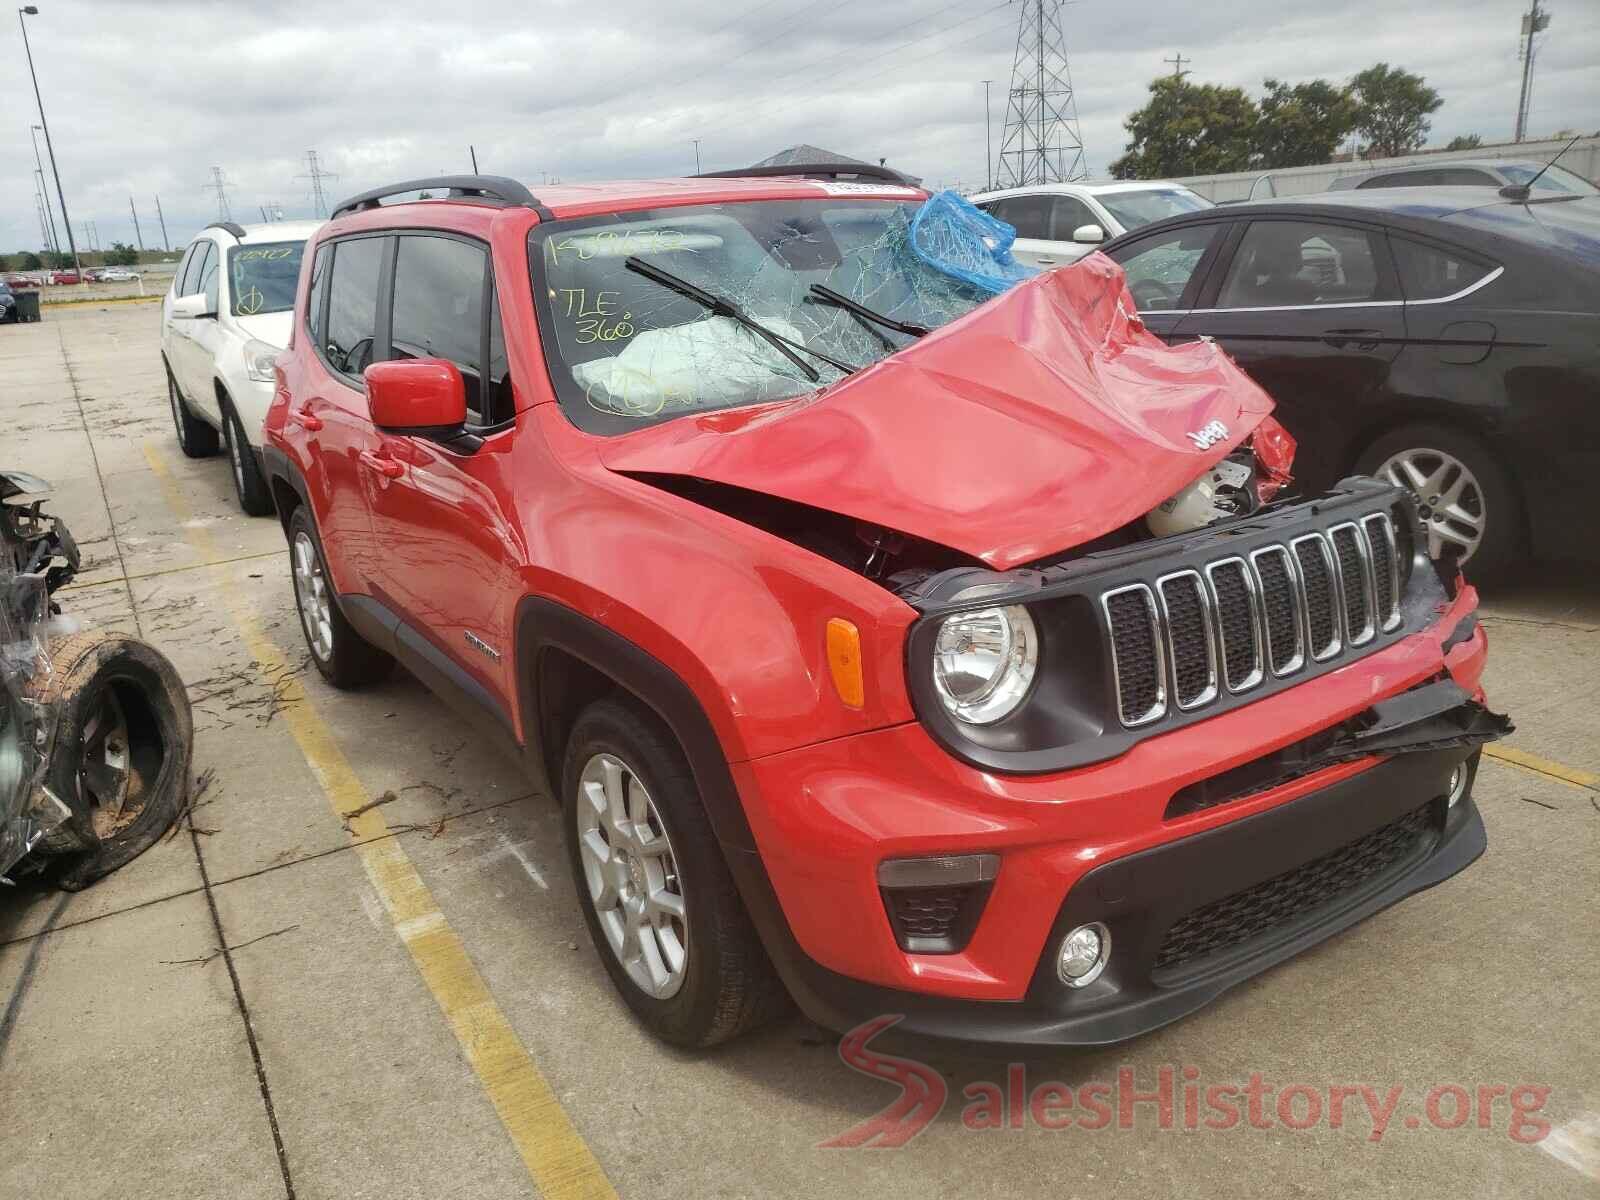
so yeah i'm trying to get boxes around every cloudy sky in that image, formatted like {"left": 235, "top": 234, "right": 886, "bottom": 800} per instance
{"left": 4, "top": 0, "right": 1597, "bottom": 254}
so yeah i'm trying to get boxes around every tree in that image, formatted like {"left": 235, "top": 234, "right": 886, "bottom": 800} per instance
{"left": 44, "top": 249, "right": 71, "bottom": 269}
{"left": 1254, "top": 78, "right": 1359, "bottom": 167}
{"left": 1110, "top": 77, "right": 1258, "bottom": 179}
{"left": 105, "top": 241, "right": 140, "bottom": 267}
{"left": 1444, "top": 134, "right": 1483, "bottom": 151}
{"left": 20, "top": 251, "right": 42, "bottom": 271}
{"left": 1350, "top": 63, "right": 1443, "bottom": 158}
{"left": 0, "top": 254, "right": 10, "bottom": 272}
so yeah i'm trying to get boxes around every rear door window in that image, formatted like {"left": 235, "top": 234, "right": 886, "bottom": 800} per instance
{"left": 388, "top": 234, "right": 491, "bottom": 423}
{"left": 324, "top": 237, "right": 387, "bottom": 379}
{"left": 1214, "top": 220, "right": 1387, "bottom": 308}
{"left": 1391, "top": 237, "right": 1496, "bottom": 301}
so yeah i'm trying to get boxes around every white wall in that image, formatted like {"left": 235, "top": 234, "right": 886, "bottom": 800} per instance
{"left": 1173, "top": 136, "right": 1600, "bottom": 202}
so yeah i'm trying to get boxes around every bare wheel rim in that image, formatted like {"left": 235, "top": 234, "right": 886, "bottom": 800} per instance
{"left": 575, "top": 752, "right": 688, "bottom": 1000}
{"left": 292, "top": 530, "right": 335, "bottom": 662}
{"left": 1377, "top": 447, "right": 1486, "bottom": 563}
{"left": 78, "top": 682, "right": 132, "bottom": 839}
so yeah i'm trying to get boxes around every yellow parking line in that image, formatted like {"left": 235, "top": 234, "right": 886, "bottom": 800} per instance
{"left": 1484, "top": 744, "right": 1599, "bottom": 793}
{"left": 142, "top": 443, "right": 617, "bottom": 1200}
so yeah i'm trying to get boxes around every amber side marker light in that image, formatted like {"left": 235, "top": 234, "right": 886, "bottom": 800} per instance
{"left": 826, "top": 617, "right": 865, "bottom": 708}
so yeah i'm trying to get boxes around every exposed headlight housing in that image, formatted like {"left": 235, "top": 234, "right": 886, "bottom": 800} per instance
{"left": 931, "top": 604, "right": 1038, "bottom": 725}
{"left": 243, "top": 339, "right": 279, "bottom": 383}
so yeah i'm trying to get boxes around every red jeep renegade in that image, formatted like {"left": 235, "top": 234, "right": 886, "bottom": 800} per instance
{"left": 263, "top": 166, "right": 1508, "bottom": 1049}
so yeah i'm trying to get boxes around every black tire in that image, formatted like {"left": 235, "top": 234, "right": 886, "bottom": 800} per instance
{"left": 220, "top": 393, "right": 275, "bottom": 517}
{"left": 562, "top": 696, "right": 789, "bottom": 1048}
{"left": 1354, "top": 423, "right": 1522, "bottom": 580}
{"left": 166, "top": 363, "right": 220, "bottom": 458}
{"left": 286, "top": 505, "right": 394, "bottom": 688}
{"left": 28, "top": 632, "right": 193, "bottom": 891}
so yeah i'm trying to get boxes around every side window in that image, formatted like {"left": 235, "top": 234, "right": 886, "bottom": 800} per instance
{"left": 1215, "top": 221, "right": 1383, "bottom": 308}
{"left": 324, "top": 237, "right": 387, "bottom": 379}
{"left": 1049, "top": 195, "right": 1097, "bottom": 239}
{"left": 389, "top": 235, "right": 489, "bottom": 422}
{"left": 1391, "top": 238, "right": 1495, "bottom": 301}
{"left": 1435, "top": 169, "right": 1497, "bottom": 186}
{"left": 180, "top": 242, "right": 213, "bottom": 297}
{"left": 198, "top": 245, "right": 221, "bottom": 315}
{"left": 306, "top": 243, "right": 331, "bottom": 347}
{"left": 1361, "top": 170, "right": 1435, "bottom": 189}
{"left": 173, "top": 243, "right": 200, "bottom": 296}
{"left": 991, "top": 194, "right": 1052, "bottom": 241}
{"left": 486, "top": 293, "right": 511, "bottom": 424}
{"left": 1106, "top": 223, "right": 1221, "bottom": 311}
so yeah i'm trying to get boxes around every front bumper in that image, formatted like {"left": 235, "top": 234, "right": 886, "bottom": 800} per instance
{"left": 768, "top": 750, "right": 1483, "bottom": 1048}
{"left": 724, "top": 587, "right": 1495, "bottom": 1047}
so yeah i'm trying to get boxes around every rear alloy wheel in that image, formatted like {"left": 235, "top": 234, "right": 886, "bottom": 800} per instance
{"left": 286, "top": 506, "right": 394, "bottom": 688}
{"left": 1356, "top": 424, "right": 1521, "bottom": 579}
{"left": 166, "top": 366, "right": 219, "bottom": 458}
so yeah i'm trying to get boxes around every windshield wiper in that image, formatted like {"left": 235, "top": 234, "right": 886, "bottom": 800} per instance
{"left": 807, "top": 284, "right": 930, "bottom": 339}
{"left": 624, "top": 257, "right": 856, "bottom": 379}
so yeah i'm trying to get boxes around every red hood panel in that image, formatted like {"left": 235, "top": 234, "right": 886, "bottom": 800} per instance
{"left": 598, "top": 254, "right": 1276, "bottom": 569}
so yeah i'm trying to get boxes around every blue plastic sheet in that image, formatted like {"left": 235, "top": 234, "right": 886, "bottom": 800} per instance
{"left": 909, "top": 190, "right": 1039, "bottom": 295}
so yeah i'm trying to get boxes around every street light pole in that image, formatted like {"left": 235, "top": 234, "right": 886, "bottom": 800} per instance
{"left": 982, "top": 79, "right": 994, "bottom": 190}
{"left": 692, "top": 138, "right": 702, "bottom": 174}
{"left": 19, "top": 6, "right": 82, "bottom": 282}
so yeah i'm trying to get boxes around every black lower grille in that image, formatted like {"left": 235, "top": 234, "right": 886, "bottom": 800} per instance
{"left": 1153, "top": 803, "right": 1435, "bottom": 972}
{"left": 881, "top": 883, "right": 992, "bottom": 954}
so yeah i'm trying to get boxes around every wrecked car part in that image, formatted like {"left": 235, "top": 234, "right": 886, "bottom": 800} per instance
{"left": 1166, "top": 678, "right": 1510, "bottom": 819}
{"left": 908, "top": 189, "right": 1039, "bottom": 294}
{"left": 897, "top": 478, "right": 1444, "bottom": 774}
{"left": 531, "top": 199, "right": 993, "bottom": 434}
{"left": 0, "top": 472, "right": 193, "bottom": 888}
{"left": 598, "top": 257, "right": 1278, "bottom": 570}
{"left": 806, "top": 283, "right": 930, "bottom": 339}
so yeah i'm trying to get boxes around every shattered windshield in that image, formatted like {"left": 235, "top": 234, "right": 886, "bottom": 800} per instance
{"left": 228, "top": 241, "right": 305, "bottom": 316}
{"left": 529, "top": 200, "right": 992, "bottom": 434}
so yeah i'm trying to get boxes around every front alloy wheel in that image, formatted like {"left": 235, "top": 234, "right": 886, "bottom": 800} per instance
{"left": 575, "top": 752, "right": 688, "bottom": 999}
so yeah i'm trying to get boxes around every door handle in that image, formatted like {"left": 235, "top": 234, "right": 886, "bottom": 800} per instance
{"left": 1322, "top": 328, "right": 1383, "bottom": 350}
{"left": 358, "top": 450, "right": 404, "bottom": 480}
{"left": 288, "top": 406, "right": 323, "bottom": 431}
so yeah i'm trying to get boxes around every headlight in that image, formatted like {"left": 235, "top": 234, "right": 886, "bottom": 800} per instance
{"left": 931, "top": 604, "right": 1038, "bottom": 725}
{"left": 243, "top": 339, "right": 279, "bottom": 383}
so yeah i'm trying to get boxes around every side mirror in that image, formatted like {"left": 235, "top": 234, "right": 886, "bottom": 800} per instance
{"left": 366, "top": 358, "right": 467, "bottom": 434}
{"left": 1072, "top": 223, "right": 1106, "bottom": 245}
{"left": 171, "top": 293, "right": 215, "bottom": 319}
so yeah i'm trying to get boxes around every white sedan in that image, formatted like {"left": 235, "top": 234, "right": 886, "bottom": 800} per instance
{"left": 970, "top": 181, "right": 1214, "bottom": 269}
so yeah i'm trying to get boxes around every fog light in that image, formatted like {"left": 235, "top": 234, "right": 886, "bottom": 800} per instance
{"left": 1057, "top": 922, "right": 1110, "bottom": 988}
{"left": 1447, "top": 763, "right": 1469, "bottom": 808}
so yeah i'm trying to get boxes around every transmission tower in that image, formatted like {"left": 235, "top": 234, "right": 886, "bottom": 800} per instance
{"left": 203, "top": 166, "right": 233, "bottom": 221}
{"left": 995, "top": 0, "right": 1088, "bottom": 187}
{"left": 297, "top": 150, "right": 338, "bottom": 218}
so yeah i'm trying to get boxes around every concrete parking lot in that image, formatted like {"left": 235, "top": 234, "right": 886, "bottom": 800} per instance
{"left": 2, "top": 301, "right": 1596, "bottom": 1198}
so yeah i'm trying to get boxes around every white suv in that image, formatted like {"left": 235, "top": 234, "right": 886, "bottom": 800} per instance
{"left": 160, "top": 220, "right": 322, "bottom": 515}
{"left": 969, "top": 181, "right": 1213, "bottom": 269}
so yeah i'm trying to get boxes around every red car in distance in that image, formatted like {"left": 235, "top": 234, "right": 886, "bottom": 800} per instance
{"left": 262, "top": 168, "right": 1508, "bottom": 1049}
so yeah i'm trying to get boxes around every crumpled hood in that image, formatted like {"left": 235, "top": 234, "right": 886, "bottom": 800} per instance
{"left": 599, "top": 254, "right": 1276, "bottom": 569}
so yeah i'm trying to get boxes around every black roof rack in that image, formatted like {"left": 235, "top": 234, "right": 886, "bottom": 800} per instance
{"left": 695, "top": 161, "right": 916, "bottom": 186}
{"left": 206, "top": 221, "right": 248, "bottom": 239}
{"left": 330, "top": 175, "right": 554, "bottom": 222}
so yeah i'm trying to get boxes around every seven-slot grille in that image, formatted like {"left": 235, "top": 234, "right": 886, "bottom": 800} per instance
{"left": 1103, "top": 512, "right": 1403, "bottom": 728}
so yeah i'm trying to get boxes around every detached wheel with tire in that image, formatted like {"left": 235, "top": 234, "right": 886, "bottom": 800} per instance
{"left": 166, "top": 364, "right": 219, "bottom": 458}
{"left": 28, "top": 632, "right": 193, "bottom": 891}
{"left": 286, "top": 506, "right": 394, "bottom": 688}
{"left": 1355, "top": 423, "right": 1522, "bottom": 579}
{"left": 220, "top": 393, "right": 275, "bottom": 517}
{"left": 562, "top": 696, "right": 788, "bottom": 1048}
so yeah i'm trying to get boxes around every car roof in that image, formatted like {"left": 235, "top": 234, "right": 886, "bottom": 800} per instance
{"left": 233, "top": 219, "right": 324, "bottom": 243}
{"left": 970, "top": 180, "right": 1198, "bottom": 202}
